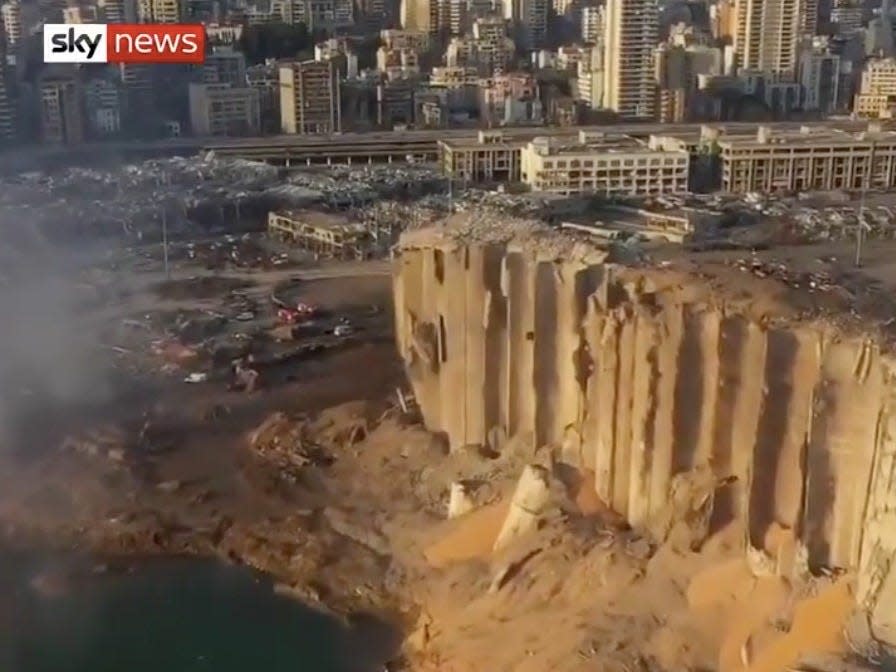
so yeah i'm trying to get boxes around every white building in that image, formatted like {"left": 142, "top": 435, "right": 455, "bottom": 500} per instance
{"left": 520, "top": 131, "right": 689, "bottom": 195}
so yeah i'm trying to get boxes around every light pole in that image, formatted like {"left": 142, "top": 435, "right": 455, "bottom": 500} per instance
{"left": 855, "top": 141, "right": 876, "bottom": 268}
{"left": 157, "top": 174, "right": 171, "bottom": 279}
{"left": 162, "top": 204, "right": 170, "bottom": 280}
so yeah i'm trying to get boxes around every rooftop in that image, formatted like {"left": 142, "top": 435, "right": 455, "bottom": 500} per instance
{"left": 717, "top": 125, "right": 896, "bottom": 149}
{"left": 527, "top": 133, "right": 689, "bottom": 157}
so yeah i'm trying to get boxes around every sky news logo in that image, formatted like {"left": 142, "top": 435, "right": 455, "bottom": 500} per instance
{"left": 43, "top": 24, "right": 206, "bottom": 64}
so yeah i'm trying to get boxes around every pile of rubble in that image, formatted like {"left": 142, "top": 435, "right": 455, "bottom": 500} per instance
{"left": 0, "top": 157, "right": 450, "bottom": 251}
{"left": 247, "top": 413, "right": 332, "bottom": 479}
{"left": 729, "top": 257, "right": 840, "bottom": 292}
{"left": 60, "top": 426, "right": 128, "bottom": 464}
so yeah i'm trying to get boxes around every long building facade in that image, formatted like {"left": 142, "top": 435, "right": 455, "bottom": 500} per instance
{"left": 719, "top": 126, "right": 896, "bottom": 193}
{"left": 520, "top": 131, "right": 690, "bottom": 196}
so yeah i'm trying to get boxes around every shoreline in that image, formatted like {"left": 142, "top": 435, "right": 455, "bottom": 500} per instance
{"left": 1, "top": 522, "right": 414, "bottom": 668}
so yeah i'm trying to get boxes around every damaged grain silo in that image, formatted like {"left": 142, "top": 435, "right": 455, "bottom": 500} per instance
{"left": 391, "top": 215, "right": 896, "bottom": 649}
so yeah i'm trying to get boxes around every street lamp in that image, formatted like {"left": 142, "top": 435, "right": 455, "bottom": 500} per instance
{"left": 855, "top": 141, "right": 876, "bottom": 268}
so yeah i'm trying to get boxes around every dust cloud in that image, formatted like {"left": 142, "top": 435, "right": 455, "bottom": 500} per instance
{"left": 0, "top": 219, "right": 120, "bottom": 454}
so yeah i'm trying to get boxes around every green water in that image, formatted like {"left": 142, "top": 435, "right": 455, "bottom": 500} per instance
{"left": 0, "top": 554, "right": 395, "bottom": 672}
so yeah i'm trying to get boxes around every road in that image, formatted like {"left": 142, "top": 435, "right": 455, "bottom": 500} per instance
{"left": 0, "top": 118, "right": 881, "bottom": 168}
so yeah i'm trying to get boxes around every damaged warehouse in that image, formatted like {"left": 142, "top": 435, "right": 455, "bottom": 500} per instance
{"left": 267, "top": 210, "right": 373, "bottom": 260}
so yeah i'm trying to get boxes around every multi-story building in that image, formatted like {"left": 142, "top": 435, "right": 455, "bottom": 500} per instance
{"left": 520, "top": 131, "right": 690, "bottom": 195}
{"left": 445, "top": 32, "right": 515, "bottom": 75}
{"left": 381, "top": 28, "right": 431, "bottom": 51}
{"left": 205, "top": 23, "right": 243, "bottom": 44}
{"left": 548, "top": 96, "right": 580, "bottom": 125}
{"left": 98, "top": 0, "right": 137, "bottom": 22}
{"left": 1, "top": 0, "right": 21, "bottom": 48}
{"left": 557, "top": 45, "right": 588, "bottom": 70}
{"left": 189, "top": 82, "right": 260, "bottom": 136}
{"left": 401, "top": 0, "right": 439, "bottom": 32}
{"left": 306, "top": 0, "right": 354, "bottom": 30}
{"left": 0, "top": 69, "right": 15, "bottom": 142}
{"left": 137, "top": 0, "right": 182, "bottom": 22}
{"left": 431, "top": 65, "right": 479, "bottom": 87}
{"left": 85, "top": 71, "right": 122, "bottom": 136}
{"left": 581, "top": 4, "right": 603, "bottom": 43}
{"left": 602, "top": 0, "right": 658, "bottom": 119}
{"left": 377, "top": 46, "right": 421, "bottom": 79}
{"left": 279, "top": 60, "right": 340, "bottom": 134}
{"left": 376, "top": 79, "right": 415, "bottom": 128}
{"left": 39, "top": 74, "right": 84, "bottom": 144}
{"left": 830, "top": 0, "right": 863, "bottom": 35}
{"left": 854, "top": 57, "right": 896, "bottom": 118}
{"left": 440, "top": 129, "right": 525, "bottom": 181}
{"left": 442, "top": 0, "right": 464, "bottom": 34}
{"left": 118, "top": 62, "right": 153, "bottom": 120}
{"left": 202, "top": 48, "right": 247, "bottom": 87}
{"left": 865, "top": 0, "right": 895, "bottom": 56}
{"left": 315, "top": 37, "right": 359, "bottom": 79}
{"left": 719, "top": 125, "right": 896, "bottom": 193}
{"left": 654, "top": 43, "right": 722, "bottom": 121}
{"left": 247, "top": 60, "right": 279, "bottom": 133}
{"left": 798, "top": 38, "right": 840, "bottom": 113}
{"left": 709, "top": 0, "right": 736, "bottom": 42}
{"left": 576, "top": 46, "right": 603, "bottom": 109}
{"left": 473, "top": 15, "right": 505, "bottom": 40}
{"left": 478, "top": 71, "right": 541, "bottom": 124}
{"left": 733, "top": 0, "right": 809, "bottom": 77}
{"left": 656, "top": 87, "right": 687, "bottom": 122}
{"left": 503, "top": 0, "right": 547, "bottom": 50}
{"left": 62, "top": 5, "right": 99, "bottom": 22}
{"left": 355, "top": 0, "right": 391, "bottom": 30}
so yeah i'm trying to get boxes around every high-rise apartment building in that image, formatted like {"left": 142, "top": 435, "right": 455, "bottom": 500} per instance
{"left": 401, "top": 0, "right": 439, "bottom": 32}
{"left": 0, "top": 68, "right": 14, "bottom": 142}
{"left": 582, "top": 4, "right": 603, "bottom": 43}
{"left": 503, "top": 0, "right": 548, "bottom": 49}
{"left": 246, "top": 61, "right": 279, "bottom": 133}
{"left": 576, "top": 47, "right": 604, "bottom": 108}
{"left": 39, "top": 75, "right": 84, "bottom": 145}
{"left": 602, "top": 0, "right": 658, "bottom": 119}
{"left": 1, "top": 0, "right": 22, "bottom": 48}
{"left": 279, "top": 60, "right": 341, "bottom": 134}
{"left": 137, "top": 0, "right": 182, "bottom": 22}
{"left": 85, "top": 71, "right": 122, "bottom": 136}
{"left": 798, "top": 38, "right": 840, "bottom": 112}
{"left": 733, "top": 0, "right": 813, "bottom": 76}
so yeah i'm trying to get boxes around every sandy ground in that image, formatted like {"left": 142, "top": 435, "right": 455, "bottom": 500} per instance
{"left": 0, "top": 238, "right": 881, "bottom": 672}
